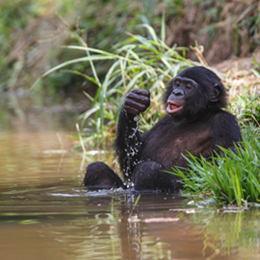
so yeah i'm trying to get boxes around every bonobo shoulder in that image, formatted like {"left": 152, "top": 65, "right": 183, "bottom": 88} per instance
{"left": 214, "top": 110, "right": 239, "bottom": 124}
{"left": 213, "top": 110, "right": 242, "bottom": 147}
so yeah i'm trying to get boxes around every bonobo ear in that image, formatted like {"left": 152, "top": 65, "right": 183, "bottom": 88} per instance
{"left": 210, "top": 83, "right": 221, "bottom": 102}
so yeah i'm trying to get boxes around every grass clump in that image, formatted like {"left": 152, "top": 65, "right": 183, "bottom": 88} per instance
{"left": 167, "top": 126, "right": 260, "bottom": 206}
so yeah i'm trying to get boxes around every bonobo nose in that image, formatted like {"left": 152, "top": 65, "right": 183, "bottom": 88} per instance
{"left": 173, "top": 89, "right": 184, "bottom": 96}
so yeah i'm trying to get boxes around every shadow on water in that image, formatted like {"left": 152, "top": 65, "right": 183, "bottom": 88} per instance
{"left": 0, "top": 98, "right": 260, "bottom": 260}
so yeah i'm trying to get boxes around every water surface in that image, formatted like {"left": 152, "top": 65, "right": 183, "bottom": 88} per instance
{"left": 0, "top": 130, "right": 260, "bottom": 260}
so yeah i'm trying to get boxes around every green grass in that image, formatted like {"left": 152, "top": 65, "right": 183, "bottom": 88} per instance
{"left": 166, "top": 126, "right": 260, "bottom": 206}
{"left": 32, "top": 23, "right": 203, "bottom": 150}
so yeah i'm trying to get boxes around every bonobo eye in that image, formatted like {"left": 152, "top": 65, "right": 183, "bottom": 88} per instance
{"left": 175, "top": 80, "right": 181, "bottom": 86}
{"left": 186, "top": 83, "right": 192, "bottom": 89}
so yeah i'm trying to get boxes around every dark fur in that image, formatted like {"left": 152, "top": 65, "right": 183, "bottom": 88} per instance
{"left": 163, "top": 67, "right": 227, "bottom": 116}
{"left": 84, "top": 66, "right": 242, "bottom": 191}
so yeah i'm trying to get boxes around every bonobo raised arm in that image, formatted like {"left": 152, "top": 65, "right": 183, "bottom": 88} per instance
{"left": 115, "top": 89, "right": 150, "bottom": 184}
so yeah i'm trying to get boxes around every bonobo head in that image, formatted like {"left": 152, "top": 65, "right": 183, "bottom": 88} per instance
{"left": 163, "top": 66, "right": 227, "bottom": 118}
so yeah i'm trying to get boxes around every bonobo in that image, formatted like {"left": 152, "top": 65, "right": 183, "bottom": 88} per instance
{"left": 84, "top": 66, "right": 242, "bottom": 191}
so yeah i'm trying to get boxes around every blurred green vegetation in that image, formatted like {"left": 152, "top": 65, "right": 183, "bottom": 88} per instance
{"left": 1, "top": 0, "right": 260, "bottom": 95}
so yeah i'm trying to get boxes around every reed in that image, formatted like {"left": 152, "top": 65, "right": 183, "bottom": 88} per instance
{"left": 32, "top": 23, "right": 200, "bottom": 149}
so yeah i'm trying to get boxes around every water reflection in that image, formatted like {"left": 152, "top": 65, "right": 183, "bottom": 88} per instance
{"left": 0, "top": 132, "right": 83, "bottom": 191}
{"left": 1, "top": 188, "right": 260, "bottom": 260}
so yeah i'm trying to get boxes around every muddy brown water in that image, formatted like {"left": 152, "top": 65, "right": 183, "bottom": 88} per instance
{"left": 0, "top": 126, "right": 260, "bottom": 259}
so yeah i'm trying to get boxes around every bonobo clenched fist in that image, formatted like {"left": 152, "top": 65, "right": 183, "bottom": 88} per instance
{"left": 123, "top": 89, "right": 150, "bottom": 118}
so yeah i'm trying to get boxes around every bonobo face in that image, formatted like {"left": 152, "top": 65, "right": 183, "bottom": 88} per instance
{"left": 163, "top": 66, "right": 227, "bottom": 118}
{"left": 166, "top": 76, "right": 198, "bottom": 116}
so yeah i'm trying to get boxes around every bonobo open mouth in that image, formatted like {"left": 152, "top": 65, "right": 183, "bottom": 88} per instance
{"left": 166, "top": 101, "right": 183, "bottom": 115}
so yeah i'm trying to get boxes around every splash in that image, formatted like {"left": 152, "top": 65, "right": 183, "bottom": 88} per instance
{"left": 123, "top": 116, "right": 143, "bottom": 184}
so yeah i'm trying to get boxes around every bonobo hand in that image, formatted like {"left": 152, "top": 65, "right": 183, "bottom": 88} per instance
{"left": 123, "top": 89, "right": 150, "bottom": 119}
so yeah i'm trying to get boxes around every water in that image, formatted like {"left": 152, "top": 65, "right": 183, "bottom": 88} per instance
{"left": 0, "top": 125, "right": 260, "bottom": 259}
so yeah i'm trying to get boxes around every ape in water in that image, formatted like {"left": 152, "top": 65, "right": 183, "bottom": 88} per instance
{"left": 84, "top": 66, "right": 242, "bottom": 191}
